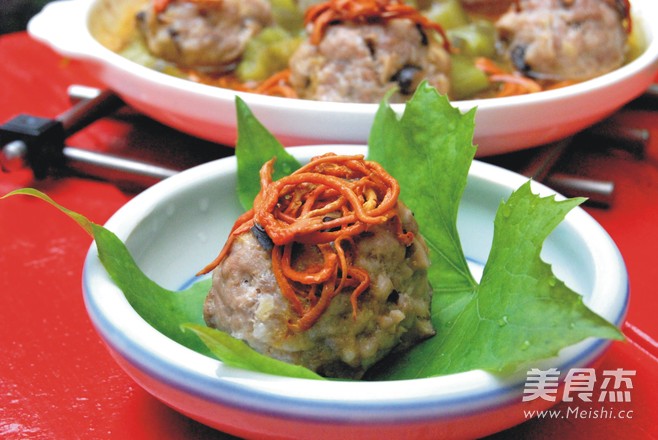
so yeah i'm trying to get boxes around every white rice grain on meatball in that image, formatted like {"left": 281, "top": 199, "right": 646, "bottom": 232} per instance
{"left": 203, "top": 202, "right": 434, "bottom": 379}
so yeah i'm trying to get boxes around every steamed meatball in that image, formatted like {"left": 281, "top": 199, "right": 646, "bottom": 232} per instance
{"left": 288, "top": 19, "right": 451, "bottom": 103}
{"left": 496, "top": 0, "right": 628, "bottom": 81}
{"left": 136, "top": 0, "right": 273, "bottom": 71}
{"left": 203, "top": 202, "right": 434, "bottom": 379}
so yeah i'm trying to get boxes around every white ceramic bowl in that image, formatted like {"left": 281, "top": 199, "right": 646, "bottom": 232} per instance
{"left": 82, "top": 145, "right": 628, "bottom": 439}
{"left": 28, "top": 0, "right": 658, "bottom": 155}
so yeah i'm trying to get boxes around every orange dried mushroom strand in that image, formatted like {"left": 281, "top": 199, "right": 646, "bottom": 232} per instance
{"left": 198, "top": 153, "right": 413, "bottom": 332}
{"left": 185, "top": 69, "right": 298, "bottom": 98}
{"left": 252, "top": 69, "right": 298, "bottom": 98}
{"left": 305, "top": 0, "right": 450, "bottom": 49}
{"left": 474, "top": 57, "right": 543, "bottom": 97}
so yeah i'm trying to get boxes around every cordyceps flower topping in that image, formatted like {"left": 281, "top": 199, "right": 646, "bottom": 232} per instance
{"left": 198, "top": 153, "right": 414, "bottom": 332}
{"left": 304, "top": 0, "right": 450, "bottom": 48}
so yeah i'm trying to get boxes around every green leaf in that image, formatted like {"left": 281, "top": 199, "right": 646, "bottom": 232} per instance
{"left": 182, "top": 324, "right": 324, "bottom": 380}
{"left": 2, "top": 188, "right": 94, "bottom": 235}
{"left": 3, "top": 188, "right": 323, "bottom": 378}
{"left": 367, "top": 86, "right": 622, "bottom": 379}
{"left": 367, "top": 83, "right": 479, "bottom": 378}
{"left": 455, "top": 183, "right": 622, "bottom": 372}
{"left": 368, "top": 83, "right": 477, "bottom": 296}
{"left": 376, "top": 183, "right": 622, "bottom": 379}
{"left": 235, "top": 96, "right": 300, "bottom": 210}
{"left": 2, "top": 188, "right": 211, "bottom": 355}
{"left": 90, "top": 224, "right": 212, "bottom": 356}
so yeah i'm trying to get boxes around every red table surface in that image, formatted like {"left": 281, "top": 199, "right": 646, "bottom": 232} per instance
{"left": 1, "top": 32, "right": 657, "bottom": 439}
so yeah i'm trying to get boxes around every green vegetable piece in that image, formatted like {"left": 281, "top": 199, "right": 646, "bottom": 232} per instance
{"left": 120, "top": 38, "right": 186, "bottom": 78}
{"left": 448, "top": 20, "right": 497, "bottom": 58}
{"left": 270, "top": 0, "right": 305, "bottom": 34}
{"left": 424, "top": 0, "right": 470, "bottom": 30}
{"left": 449, "top": 54, "right": 491, "bottom": 100}
{"left": 236, "top": 26, "right": 302, "bottom": 82}
{"left": 235, "top": 96, "right": 301, "bottom": 210}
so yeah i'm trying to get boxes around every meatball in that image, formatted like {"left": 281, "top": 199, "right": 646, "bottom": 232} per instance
{"left": 203, "top": 202, "right": 434, "bottom": 379}
{"left": 496, "top": 0, "right": 628, "bottom": 81}
{"left": 288, "top": 19, "right": 451, "bottom": 103}
{"left": 135, "top": 0, "right": 272, "bottom": 71}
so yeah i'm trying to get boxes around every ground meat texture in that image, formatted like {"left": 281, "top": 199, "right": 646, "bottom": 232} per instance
{"left": 288, "top": 19, "right": 451, "bottom": 103}
{"left": 459, "top": 0, "right": 516, "bottom": 17}
{"left": 135, "top": 0, "right": 272, "bottom": 71}
{"left": 203, "top": 202, "right": 434, "bottom": 379}
{"left": 495, "top": 0, "right": 628, "bottom": 81}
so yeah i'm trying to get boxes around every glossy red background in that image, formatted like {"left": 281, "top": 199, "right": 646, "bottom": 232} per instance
{"left": 1, "top": 33, "right": 657, "bottom": 439}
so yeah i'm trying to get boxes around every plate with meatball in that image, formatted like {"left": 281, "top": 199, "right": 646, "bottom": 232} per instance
{"left": 81, "top": 143, "right": 628, "bottom": 438}
{"left": 29, "top": 0, "right": 658, "bottom": 154}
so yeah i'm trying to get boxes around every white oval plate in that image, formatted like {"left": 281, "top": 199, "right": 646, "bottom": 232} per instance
{"left": 82, "top": 145, "right": 628, "bottom": 439}
{"left": 28, "top": 0, "right": 658, "bottom": 155}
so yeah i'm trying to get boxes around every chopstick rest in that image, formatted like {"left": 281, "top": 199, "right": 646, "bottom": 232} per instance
{"left": 0, "top": 88, "right": 178, "bottom": 187}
